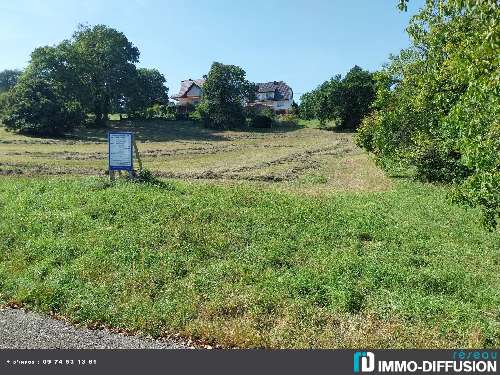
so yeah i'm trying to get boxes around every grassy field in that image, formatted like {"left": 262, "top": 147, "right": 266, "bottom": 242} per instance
{"left": 0, "top": 120, "right": 498, "bottom": 348}
{"left": 0, "top": 120, "right": 390, "bottom": 194}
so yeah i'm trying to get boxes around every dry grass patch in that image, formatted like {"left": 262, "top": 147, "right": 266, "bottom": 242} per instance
{"left": 0, "top": 120, "right": 390, "bottom": 193}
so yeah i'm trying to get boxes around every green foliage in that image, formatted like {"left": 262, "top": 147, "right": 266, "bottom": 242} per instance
{"left": 299, "top": 66, "right": 375, "bottom": 130}
{"left": 398, "top": 0, "right": 410, "bottom": 11}
{"left": 134, "top": 104, "right": 176, "bottom": 120}
{"left": 249, "top": 114, "right": 273, "bottom": 129}
{"left": 0, "top": 92, "right": 10, "bottom": 117}
{"left": 245, "top": 106, "right": 275, "bottom": 129}
{"left": 124, "top": 68, "right": 169, "bottom": 117}
{"left": 71, "top": 24, "right": 140, "bottom": 126}
{"left": 339, "top": 66, "right": 376, "bottom": 130}
{"left": 358, "top": 0, "right": 500, "bottom": 229}
{"left": 188, "top": 108, "right": 202, "bottom": 122}
{"left": 0, "top": 69, "right": 22, "bottom": 92}
{"left": 0, "top": 178, "right": 498, "bottom": 347}
{"left": 198, "top": 62, "right": 255, "bottom": 129}
{"left": 1, "top": 74, "right": 84, "bottom": 136}
{"left": 297, "top": 92, "right": 317, "bottom": 121}
{"left": 277, "top": 113, "right": 300, "bottom": 125}
{"left": 289, "top": 100, "right": 300, "bottom": 116}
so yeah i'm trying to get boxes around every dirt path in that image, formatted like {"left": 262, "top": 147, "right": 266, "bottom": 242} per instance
{"left": 0, "top": 308, "right": 190, "bottom": 349}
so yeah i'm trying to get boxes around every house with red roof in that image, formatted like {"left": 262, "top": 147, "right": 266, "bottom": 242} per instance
{"left": 171, "top": 78, "right": 206, "bottom": 106}
{"left": 172, "top": 78, "right": 294, "bottom": 113}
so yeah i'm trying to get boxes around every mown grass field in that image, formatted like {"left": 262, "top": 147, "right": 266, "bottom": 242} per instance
{"left": 0, "top": 120, "right": 498, "bottom": 348}
{"left": 0, "top": 120, "right": 389, "bottom": 194}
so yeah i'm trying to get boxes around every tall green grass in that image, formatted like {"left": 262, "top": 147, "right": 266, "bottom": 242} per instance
{"left": 0, "top": 177, "right": 498, "bottom": 348}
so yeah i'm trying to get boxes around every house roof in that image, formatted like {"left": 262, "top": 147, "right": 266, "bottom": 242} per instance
{"left": 172, "top": 79, "right": 205, "bottom": 99}
{"left": 255, "top": 81, "right": 293, "bottom": 100}
{"left": 172, "top": 78, "right": 293, "bottom": 101}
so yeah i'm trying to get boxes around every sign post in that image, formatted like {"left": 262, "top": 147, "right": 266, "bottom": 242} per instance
{"left": 108, "top": 132, "right": 133, "bottom": 181}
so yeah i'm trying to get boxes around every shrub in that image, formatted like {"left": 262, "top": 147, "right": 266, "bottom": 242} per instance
{"left": 355, "top": 112, "right": 378, "bottom": 152}
{"left": 1, "top": 76, "right": 85, "bottom": 136}
{"left": 277, "top": 113, "right": 299, "bottom": 127}
{"left": 174, "top": 103, "right": 196, "bottom": 121}
{"left": 132, "top": 104, "right": 176, "bottom": 120}
{"left": 188, "top": 107, "right": 202, "bottom": 121}
{"left": 0, "top": 91, "right": 11, "bottom": 117}
{"left": 249, "top": 114, "right": 273, "bottom": 129}
{"left": 246, "top": 106, "right": 275, "bottom": 129}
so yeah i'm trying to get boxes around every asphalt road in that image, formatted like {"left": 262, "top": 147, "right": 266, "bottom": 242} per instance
{"left": 0, "top": 308, "right": 190, "bottom": 349}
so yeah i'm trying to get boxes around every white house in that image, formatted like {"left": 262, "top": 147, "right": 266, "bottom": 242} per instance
{"left": 248, "top": 81, "right": 294, "bottom": 113}
{"left": 172, "top": 78, "right": 294, "bottom": 113}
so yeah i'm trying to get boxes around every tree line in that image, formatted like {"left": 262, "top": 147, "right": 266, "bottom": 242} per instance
{"left": 299, "top": 65, "right": 375, "bottom": 131}
{"left": 357, "top": 0, "right": 498, "bottom": 229}
{"left": 297, "top": 0, "right": 498, "bottom": 229}
{"left": 0, "top": 24, "right": 168, "bottom": 135}
{"left": 0, "top": 25, "right": 285, "bottom": 135}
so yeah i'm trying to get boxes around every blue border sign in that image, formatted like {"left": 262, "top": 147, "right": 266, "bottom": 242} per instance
{"left": 108, "top": 132, "right": 133, "bottom": 171}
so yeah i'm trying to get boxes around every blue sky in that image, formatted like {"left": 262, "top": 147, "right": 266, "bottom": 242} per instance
{"left": 1, "top": 0, "right": 424, "bottom": 99}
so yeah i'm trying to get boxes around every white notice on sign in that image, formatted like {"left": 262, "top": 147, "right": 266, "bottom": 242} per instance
{"left": 109, "top": 132, "right": 133, "bottom": 170}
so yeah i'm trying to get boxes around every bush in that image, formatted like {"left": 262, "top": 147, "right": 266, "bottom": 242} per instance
{"left": 1, "top": 76, "right": 85, "bottom": 136}
{"left": 132, "top": 104, "right": 176, "bottom": 120}
{"left": 355, "top": 112, "right": 378, "bottom": 152}
{"left": 410, "top": 142, "right": 470, "bottom": 183}
{"left": 173, "top": 103, "right": 196, "bottom": 121}
{"left": 249, "top": 114, "right": 273, "bottom": 129}
{"left": 0, "top": 91, "right": 11, "bottom": 117}
{"left": 281, "top": 114, "right": 296, "bottom": 122}
{"left": 188, "top": 107, "right": 202, "bottom": 121}
{"left": 246, "top": 106, "right": 275, "bottom": 129}
{"left": 277, "top": 113, "right": 299, "bottom": 128}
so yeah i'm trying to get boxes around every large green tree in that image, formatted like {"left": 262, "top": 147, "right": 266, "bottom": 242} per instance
{"left": 339, "top": 66, "right": 376, "bottom": 130}
{"left": 198, "top": 62, "right": 255, "bottom": 129}
{"left": 357, "top": 0, "right": 499, "bottom": 228}
{"left": 71, "top": 24, "right": 140, "bottom": 126}
{"left": 299, "top": 66, "right": 375, "bottom": 130}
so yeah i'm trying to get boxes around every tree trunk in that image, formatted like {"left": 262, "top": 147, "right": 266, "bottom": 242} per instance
{"left": 93, "top": 99, "right": 108, "bottom": 127}
{"left": 94, "top": 111, "right": 102, "bottom": 127}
